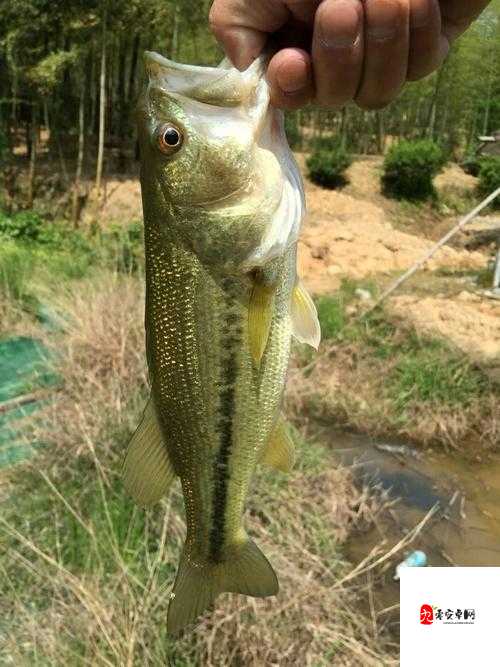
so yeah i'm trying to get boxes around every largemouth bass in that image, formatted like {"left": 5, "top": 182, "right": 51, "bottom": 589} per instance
{"left": 123, "top": 51, "right": 320, "bottom": 635}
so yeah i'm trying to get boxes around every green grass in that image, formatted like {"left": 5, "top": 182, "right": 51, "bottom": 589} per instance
{"left": 0, "top": 216, "right": 144, "bottom": 311}
{"left": 391, "top": 336, "right": 488, "bottom": 409}
{"left": 436, "top": 187, "right": 479, "bottom": 215}
{"left": 314, "top": 281, "right": 490, "bottom": 412}
{"left": 0, "top": 242, "right": 34, "bottom": 303}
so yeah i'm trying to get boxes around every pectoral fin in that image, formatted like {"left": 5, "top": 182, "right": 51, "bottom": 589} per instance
{"left": 291, "top": 281, "right": 321, "bottom": 349}
{"left": 248, "top": 281, "right": 275, "bottom": 365}
{"left": 122, "top": 398, "right": 176, "bottom": 507}
{"left": 259, "top": 417, "right": 295, "bottom": 473}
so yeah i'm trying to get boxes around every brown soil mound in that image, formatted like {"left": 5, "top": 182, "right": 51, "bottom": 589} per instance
{"left": 388, "top": 294, "right": 500, "bottom": 363}
{"left": 435, "top": 163, "right": 477, "bottom": 191}
{"left": 298, "top": 212, "right": 485, "bottom": 294}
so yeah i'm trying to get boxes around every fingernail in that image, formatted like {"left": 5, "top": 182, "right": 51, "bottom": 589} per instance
{"left": 318, "top": 0, "right": 361, "bottom": 49}
{"left": 222, "top": 27, "right": 263, "bottom": 70}
{"left": 277, "top": 60, "right": 309, "bottom": 95}
{"left": 365, "top": 0, "right": 401, "bottom": 41}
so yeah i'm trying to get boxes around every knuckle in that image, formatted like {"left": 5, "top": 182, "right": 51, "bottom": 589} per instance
{"left": 208, "top": 4, "right": 227, "bottom": 35}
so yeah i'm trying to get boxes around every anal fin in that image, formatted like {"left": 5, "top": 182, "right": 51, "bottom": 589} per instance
{"left": 122, "top": 398, "right": 176, "bottom": 507}
{"left": 291, "top": 281, "right": 321, "bottom": 349}
{"left": 259, "top": 417, "right": 295, "bottom": 473}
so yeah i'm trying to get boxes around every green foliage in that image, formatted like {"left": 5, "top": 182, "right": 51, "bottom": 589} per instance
{"left": 382, "top": 140, "right": 446, "bottom": 201}
{"left": 311, "top": 135, "right": 343, "bottom": 152}
{"left": 99, "top": 221, "right": 144, "bottom": 274}
{"left": 0, "top": 212, "right": 144, "bottom": 307}
{"left": 27, "top": 49, "right": 79, "bottom": 95}
{"left": 0, "top": 242, "right": 34, "bottom": 303}
{"left": 477, "top": 157, "right": 500, "bottom": 207}
{"left": 461, "top": 151, "right": 481, "bottom": 176}
{"left": 0, "top": 210, "right": 45, "bottom": 241}
{"left": 284, "top": 112, "right": 302, "bottom": 150}
{"left": 306, "top": 146, "right": 352, "bottom": 189}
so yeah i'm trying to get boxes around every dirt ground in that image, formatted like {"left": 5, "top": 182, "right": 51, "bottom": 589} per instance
{"left": 93, "top": 158, "right": 497, "bottom": 367}
{"left": 388, "top": 294, "right": 500, "bottom": 363}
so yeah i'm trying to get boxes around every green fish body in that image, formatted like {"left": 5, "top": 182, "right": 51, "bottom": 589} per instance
{"left": 124, "top": 52, "right": 320, "bottom": 634}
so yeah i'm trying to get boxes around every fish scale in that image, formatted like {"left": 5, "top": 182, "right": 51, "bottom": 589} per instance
{"left": 123, "top": 50, "right": 320, "bottom": 634}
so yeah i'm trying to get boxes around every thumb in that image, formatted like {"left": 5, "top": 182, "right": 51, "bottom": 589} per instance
{"left": 209, "top": 0, "right": 289, "bottom": 70}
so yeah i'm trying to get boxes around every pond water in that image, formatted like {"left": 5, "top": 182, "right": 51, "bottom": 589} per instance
{"left": 313, "top": 426, "right": 500, "bottom": 629}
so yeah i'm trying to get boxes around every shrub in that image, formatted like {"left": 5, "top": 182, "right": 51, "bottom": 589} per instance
{"left": 382, "top": 139, "right": 446, "bottom": 201}
{"left": 306, "top": 146, "right": 352, "bottom": 189}
{"left": 477, "top": 157, "right": 500, "bottom": 207}
{"left": 0, "top": 209, "right": 45, "bottom": 241}
{"left": 310, "top": 135, "right": 343, "bottom": 152}
{"left": 461, "top": 155, "right": 480, "bottom": 177}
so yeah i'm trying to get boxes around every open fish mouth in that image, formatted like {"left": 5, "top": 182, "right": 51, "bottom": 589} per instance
{"left": 144, "top": 50, "right": 268, "bottom": 110}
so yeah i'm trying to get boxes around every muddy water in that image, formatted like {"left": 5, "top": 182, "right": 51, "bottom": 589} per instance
{"left": 314, "top": 426, "right": 500, "bottom": 619}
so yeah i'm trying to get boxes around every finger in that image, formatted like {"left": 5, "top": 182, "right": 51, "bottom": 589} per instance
{"left": 407, "top": 0, "right": 444, "bottom": 80}
{"left": 267, "top": 48, "right": 314, "bottom": 109}
{"left": 439, "top": 0, "right": 491, "bottom": 43}
{"left": 209, "top": 0, "right": 289, "bottom": 70}
{"left": 355, "top": 0, "right": 410, "bottom": 110}
{"left": 311, "top": 0, "right": 364, "bottom": 108}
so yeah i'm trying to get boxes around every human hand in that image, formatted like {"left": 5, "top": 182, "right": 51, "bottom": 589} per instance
{"left": 209, "top": 0, "right": 491, "bottom": 110}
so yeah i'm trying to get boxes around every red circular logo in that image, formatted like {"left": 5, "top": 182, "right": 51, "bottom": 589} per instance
{"left": 420, "top": 604, "right": 434, "bottom": 625}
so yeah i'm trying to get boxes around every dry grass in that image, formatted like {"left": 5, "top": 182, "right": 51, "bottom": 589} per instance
{"left": 287, "top": 344, "right": 499, "bottom": 453}
{"left": 1, "top": 273, "right": 398, "bottom": 666}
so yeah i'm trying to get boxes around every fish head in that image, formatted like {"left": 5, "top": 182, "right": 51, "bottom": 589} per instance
{"left": 137, "top": 52, "right": 304, "bottom": 273}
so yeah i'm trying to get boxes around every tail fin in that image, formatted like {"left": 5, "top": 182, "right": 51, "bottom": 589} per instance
{"left": 167, "top": 539, "right": 279, "bottom": 635}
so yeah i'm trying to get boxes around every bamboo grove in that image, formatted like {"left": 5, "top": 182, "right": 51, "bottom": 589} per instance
{"left": 0, "top": 0, "right": 499, "bottom": 223}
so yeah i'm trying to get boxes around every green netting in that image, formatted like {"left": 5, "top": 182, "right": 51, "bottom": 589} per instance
{"left": 0, "top": 336, "right": 58, "bottom": 467}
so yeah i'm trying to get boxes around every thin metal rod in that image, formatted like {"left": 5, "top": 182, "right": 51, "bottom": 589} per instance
{"left": 365, "top": 187, "right": 500, "bottom": 313}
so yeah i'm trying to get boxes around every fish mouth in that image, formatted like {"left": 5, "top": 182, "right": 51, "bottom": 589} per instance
{"left": 144, "top": 50, "right": 268, "bottom": 108}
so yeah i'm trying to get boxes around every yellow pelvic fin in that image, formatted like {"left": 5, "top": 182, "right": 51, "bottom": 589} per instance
{"left": 167, "top": 539, "right": 279, "bottom": 635}
{"left": 122, "top": 398, "right": 176, "bottom": 507}
{"left": 248, "top": 280, "right": 275, "bottom": 365}
{"left": 291, "top": 281, "right": 321, "bottom": 349}
{"left": 259, "top": 417, "right": 295, "bottom": 473}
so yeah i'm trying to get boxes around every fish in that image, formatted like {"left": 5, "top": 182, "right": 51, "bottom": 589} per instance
{"left": 123, "top": 50, "right": 321, "bottom": 635}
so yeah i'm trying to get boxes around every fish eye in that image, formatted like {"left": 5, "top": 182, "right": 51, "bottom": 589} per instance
{"left": 157, "top": 124, "right": 183, "bottom": 154}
